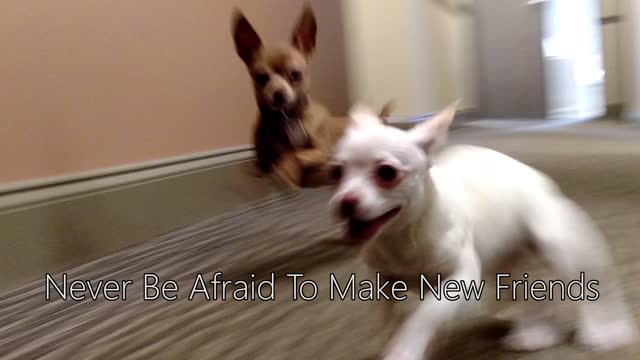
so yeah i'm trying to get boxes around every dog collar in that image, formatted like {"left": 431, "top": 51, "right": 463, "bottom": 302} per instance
{"left": 281, "top": 111, "right": 310, "bottom": 148}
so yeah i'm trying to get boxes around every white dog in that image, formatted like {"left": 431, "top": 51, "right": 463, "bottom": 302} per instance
{"left": 328, "top": 102, "right": 636, "bottom": 360}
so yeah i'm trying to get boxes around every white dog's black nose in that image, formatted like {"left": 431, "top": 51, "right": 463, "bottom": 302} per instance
{"left": 340, "top": 194, "right": 359, "bottom": 218}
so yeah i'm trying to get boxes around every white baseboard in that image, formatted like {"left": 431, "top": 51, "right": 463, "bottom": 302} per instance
{"left": 1, "top": 146, "right": 254, "bottom": 214}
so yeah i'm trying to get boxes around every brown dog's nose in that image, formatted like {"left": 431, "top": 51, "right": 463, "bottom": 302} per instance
{"left": 273, "top": 90, "right": 284, "bottom": 105}
{"left": 340, "top": 194, "right": 359, "bottom": 218}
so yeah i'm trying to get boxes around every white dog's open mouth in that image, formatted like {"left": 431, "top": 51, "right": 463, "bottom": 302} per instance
{"left": 347, "top": 207, "right": 401, "bottom": 244}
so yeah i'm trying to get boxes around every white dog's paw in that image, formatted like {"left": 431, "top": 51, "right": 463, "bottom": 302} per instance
{"left": 379, "top": 350, "right": 422, "bottom": 360}
{"left": 502, "top": 322, "right": 566, "bottom": 352}
{"left": 380, "top": 342, "right": 424, "bottom": 360}
{"left": 576, "top": 320, "right": 637, "bottom": 352}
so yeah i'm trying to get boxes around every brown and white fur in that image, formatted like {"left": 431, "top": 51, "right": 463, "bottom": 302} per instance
{"left": 328, "top": 103, "right": 637, "bottom": 359}
{"left": 232, "top": 5, "right": 353, "bottom": 188}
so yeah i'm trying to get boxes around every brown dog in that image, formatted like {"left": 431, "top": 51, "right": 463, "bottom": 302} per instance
{"left": 232, "top": 5, "right": 369, "bottom": 188}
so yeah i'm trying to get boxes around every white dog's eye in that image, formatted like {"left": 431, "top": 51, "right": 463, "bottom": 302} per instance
{"left": 375, "top": 164, "right": 401, "bottom": 188}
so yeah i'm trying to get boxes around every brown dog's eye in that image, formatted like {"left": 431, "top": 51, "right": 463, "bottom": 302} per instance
{"left": 330, "top": 164, "right": 343, "bottom": 182}
{"left": 255, "top": 73, "right": 270, "bottom": 86}
{"left": 375, "top": 164, "right": 402, "bottom": 188}
{"left": 289, "top": 70, "right": 302, "bottom": 83}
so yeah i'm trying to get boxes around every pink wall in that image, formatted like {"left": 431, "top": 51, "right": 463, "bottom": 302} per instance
{"left": 0, "top": 0, "right": 348, "bottom": 185}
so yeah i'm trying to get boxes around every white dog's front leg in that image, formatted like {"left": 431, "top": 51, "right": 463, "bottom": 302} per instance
{"left": 381, "top": 247, "right": 481, "bottom": 360}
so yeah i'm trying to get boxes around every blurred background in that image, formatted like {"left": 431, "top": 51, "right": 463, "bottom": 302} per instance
{"left": 1, "top": 1, "right": 639, "bottom": 359}
{"left": 1, "top": 0, "right": 638, "bottom": 187}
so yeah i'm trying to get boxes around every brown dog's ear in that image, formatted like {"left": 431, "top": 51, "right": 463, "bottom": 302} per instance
{"left": 232, "top": 9, "right": 263, "bottom": 64}
{"left": 291, "top": 4, "right": 317, "bottom": 58}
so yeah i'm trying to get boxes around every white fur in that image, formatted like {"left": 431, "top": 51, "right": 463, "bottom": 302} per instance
{"left": 329, "top": 104, "right": 637, "bottom": 360}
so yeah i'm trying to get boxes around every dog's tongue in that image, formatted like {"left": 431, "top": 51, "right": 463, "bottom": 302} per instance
{"left": 348, "top": 218, "right": 388, "bottom": 244}
{"left": 347, "top": 208, "right": 401, "bottom": 244}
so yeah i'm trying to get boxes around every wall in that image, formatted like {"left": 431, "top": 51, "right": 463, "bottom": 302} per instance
{"left": 341, "top": 0, "right": 477, "bottom": 118}
{"left": 474, "top": 0, "right": 547, "bottom": 118}
{"left": 542, "top": 0, "right": 606, "bottom": 120}
{"left": 0, "top": 0, "right": 349, "bottom": 186}
{"left": 600, "top": 0, "right": 622, "bottom": 106}
{"left": 603, "top": 0, "right": 640, "bottom": 120}
{"left": 619, "top": 0, "right": 640, "bottom": 120}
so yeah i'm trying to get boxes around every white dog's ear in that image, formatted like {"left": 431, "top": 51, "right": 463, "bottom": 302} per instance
{"left": 409, "top": 100, "right": 459, "bottom": 153}
{"left": 378, "top": 100, "right": 396, "bottom": 124}
{"left": 349, "top": 104, "right": 385, "bottom": 128}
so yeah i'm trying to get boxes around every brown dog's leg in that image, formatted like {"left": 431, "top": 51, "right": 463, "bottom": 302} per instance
{"left": 295, "top": 147, "right": 328, "bottom": 167}
{"left": 295, "top": 147, "right": 333, "bottom": 187}
{"left": 300, "top": 164, "right": 330, "bottom": 187}
{"left": 272, "top": 152, "right": 303, "bottom": 190}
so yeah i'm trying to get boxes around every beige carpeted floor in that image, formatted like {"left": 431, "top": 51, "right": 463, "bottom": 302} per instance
{"left": 1, "top": 120, "right": 639, "bottom": 360}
